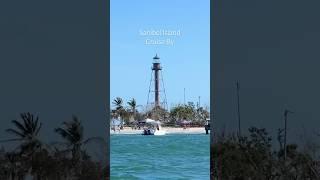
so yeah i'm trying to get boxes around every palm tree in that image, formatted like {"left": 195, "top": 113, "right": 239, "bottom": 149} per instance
{"left": 5, "top": 112, "right": 42, "bottom": 155}
{"left": 112, "top": 97, "right": 123, "bottom": 112}
{"left": 55, "top": 116, "right": 107, "bottom": 165}
{"left": 5, "top": 113, "right": 46, "bottom": 179}
{"left": 113, "top": 97, "right": 129, "bottom": 126}
{"left": 113, "top": 97, "right": 125, "bottom": 118}
{"left": 127, "top": 98, "right": 137, "bottom": 121}
{"left": 55, "top": 116, "right": 84, "bottom": 164}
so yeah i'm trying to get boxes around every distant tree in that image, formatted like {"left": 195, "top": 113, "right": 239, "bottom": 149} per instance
{"left": 6, "top": 113, "right": 42, "bottom": 155}
{"left": 55, "top": 116, "right": 86, "bottom": 164}
{"left": 211, "top": 126, "right": 320, "bottom": 180}
{"left": 112, "top": 97, "right": 123, "bottom": 111}
{"left": 170, "top": 103, "right": 196, "bottom": 124}
{"left": 127, "top": 98, "right": 137, "bottom": 122}
{"left": 1, "top": 113, "right": 108, "bottom": 179}
{"left": 3, "top": 113, "right": 48, "bottom": 179}
{"left": 55, "top": 116, "right": 107, "bottom": 166}
{"left": 146, "top": 106, "right": 169, "bottom": 122}
{"left": 112, "top": 97, "right": 124, "bottom": 118}
{"left": 112, "top": 97, "right": 130, "bottom": 125}
{"left": 196, "top": 107, "right": 209, "bottom": 124}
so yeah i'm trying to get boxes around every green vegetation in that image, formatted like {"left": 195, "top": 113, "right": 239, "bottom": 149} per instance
{"left": 0, "top": 112, "right": 108, "bottom": 180}
{"left": 211, "top": 127, "right": 320, "bottom": 179}
{"left": 111, "top": 97, "right": 210, "bottom": 126}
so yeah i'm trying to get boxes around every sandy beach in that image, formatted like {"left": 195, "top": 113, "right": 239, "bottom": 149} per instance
{"left": 110, "top": 127, "right": 207, "bottom": 135}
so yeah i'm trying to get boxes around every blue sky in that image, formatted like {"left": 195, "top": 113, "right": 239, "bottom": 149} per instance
{"left": 111, "top": 0, "right": 210, "bottom": 110}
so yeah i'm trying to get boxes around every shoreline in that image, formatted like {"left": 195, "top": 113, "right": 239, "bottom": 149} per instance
{"left": 110, "top": 127, "right": 207, "bottom": 135}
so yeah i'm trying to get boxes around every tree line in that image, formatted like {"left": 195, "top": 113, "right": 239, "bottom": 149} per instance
{"left": 0, "top": 112, "right": 108, "bottom": 180}
{"left": 211, "top": 126, "right": 320, "bottom": 179}
{"left": 111, "top": 97, "right": 210, "bottom": 126}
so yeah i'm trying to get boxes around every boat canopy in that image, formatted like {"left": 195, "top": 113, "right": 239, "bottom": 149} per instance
{"left": 142, "top": 118, "right": 161, "bottom": 125}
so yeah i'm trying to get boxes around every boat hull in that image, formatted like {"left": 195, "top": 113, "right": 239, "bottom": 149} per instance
{"left": 154, "top": 130, "right": 166, "bottom": 136}
{"left": 142, "top": 129, "right": 166, "bottom": 135}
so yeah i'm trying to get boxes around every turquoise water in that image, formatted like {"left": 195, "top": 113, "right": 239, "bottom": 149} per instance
{"left": 111, "top": 134, "right": 209, "bottom": 180}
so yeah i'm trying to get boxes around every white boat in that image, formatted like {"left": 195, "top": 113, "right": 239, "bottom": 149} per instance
{"left": 141, "top": 118, "right": 166, "bottom": 136}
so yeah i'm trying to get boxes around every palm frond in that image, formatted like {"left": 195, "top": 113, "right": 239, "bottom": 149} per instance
{"left": 55, "top": 120, "right": 83, "bottom": 144}
{"left": 32, "top": 116, "right": 39, "bottom": 133}
{"left": 6, "top": 129, "right": 26, "bottom": 138}
{"left": 113, "top": 97, "right": 123, "bottom": 108}
{"left": 35, "top": 122, "right": 42, "bottom": 136}
{"left": 55, "top": 128, "right": 71, "bottom": 139}
{"left": 127, "top": 98, "right": 136, "bottom": 107}
{"left": 10, "top": 120, "right": 28, "bottom": 134}
{"left": 21, "top": 113, "right": 32, "bottom": 134}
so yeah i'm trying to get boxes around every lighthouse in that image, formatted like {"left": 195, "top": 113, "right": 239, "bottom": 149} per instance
{"left": 147, "top": 54, "right": 167, "bottom": 110}
{"left": 152, "top": 54, "right": 161, "bottom": 107}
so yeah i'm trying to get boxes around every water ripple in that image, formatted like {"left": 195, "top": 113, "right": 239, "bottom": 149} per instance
{"left": 111, "top": 134, "right": 209, "bottom": 180}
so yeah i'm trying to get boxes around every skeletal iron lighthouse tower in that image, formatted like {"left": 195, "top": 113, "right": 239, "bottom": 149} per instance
{"left": 147, "top": 54, "right": 168, "bottom": 110}
{"left": 153, "top": 54, "right": 161, "bottom": 107}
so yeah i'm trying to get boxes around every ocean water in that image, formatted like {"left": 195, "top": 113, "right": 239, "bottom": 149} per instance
{"left": 111, "top": 134, "right": 209, "bottom": 180}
